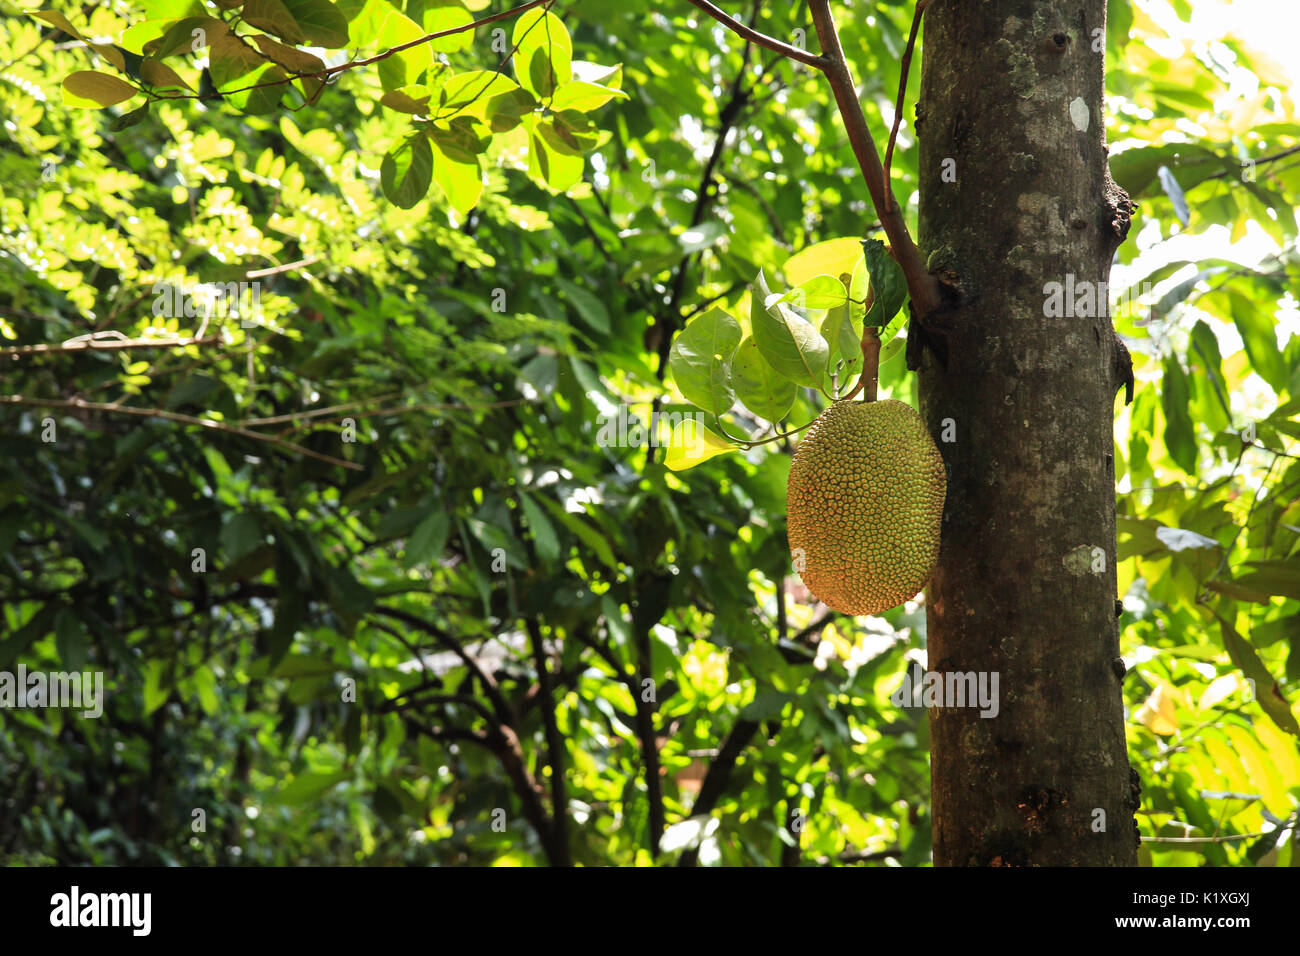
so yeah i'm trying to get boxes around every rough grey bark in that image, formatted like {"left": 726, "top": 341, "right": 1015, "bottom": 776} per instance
{"left": 913, "top": 0, "right": 1139, "bottom": 865}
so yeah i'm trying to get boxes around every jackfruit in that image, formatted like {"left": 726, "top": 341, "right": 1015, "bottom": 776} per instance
{"left": 786, "top": 399, "right": 945, "bottom": 615}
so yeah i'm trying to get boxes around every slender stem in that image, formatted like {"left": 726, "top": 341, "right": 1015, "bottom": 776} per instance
{"left": 859, "top": 329, "right": 881, "bottom": 402}
{"left": 883, "top": 0, "right": 933, "bottom": 209}
{"left": 1204, "top": 143, "right": 1300, "bottom": 180}
{"left": 0, "top": 335, "right": 217, "bottom": 357}
{"left": 840, "top": 288, "right": 877, "bottom": 402}
{"left": 524, "top": 620, "right": 571, "bottom": 865}
{"left": 684, "top": 0, "right": 829, "bottom": 69}
{"left": 245, "top": 255, "right": 321, "bottom": 279}
{"left": 807, "top": 0, "right": 943, "bottom": 318}
{"left": 152, "top": 0, "right": 551, "bottom": 101}
{"left": 0, "top": 395, "right": 361, "bottom": 470}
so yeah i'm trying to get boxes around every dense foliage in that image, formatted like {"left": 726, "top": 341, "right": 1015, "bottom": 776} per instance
{"left": 0, "top": 0, "right": 1297, "bottom": 866}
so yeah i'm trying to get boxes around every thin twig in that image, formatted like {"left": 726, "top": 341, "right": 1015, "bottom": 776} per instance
{"left": 684, "top": 0, "right": 829, "bottom": 69}
{"left": 0, "top": 395, "right": 362, "bottom": 470}
{"left": 246, "top": 256, "right": 321, "bottom": 279}
{"left": 1204, "top": 144, "right": 1300, "bottom": 180}
{"left": 147, "top": 0, "right": 551, "bottom": 101}
{"left": 0, "top": 335, "right": 218, "bottom": 357}
{"left": 883, "top": 0, "right": 932, "bottom": 211}
{"left": 807, "top": 0, "right": 943, "bottom": 318}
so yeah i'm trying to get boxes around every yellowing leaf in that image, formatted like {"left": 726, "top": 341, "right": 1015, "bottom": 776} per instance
{"left": 1198, "top": 674, "right": 1240, "bottom": 712}
{"left": 663, "top": 419, "right": 735, "bottom": 471}
{"left": 1135, "top": 682, "right": 1179, "bottom": 736}
{"left": 782, "top": 237, "right": 863, "bottom": 287}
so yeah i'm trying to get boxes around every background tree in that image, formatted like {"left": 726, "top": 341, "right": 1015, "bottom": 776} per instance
{"left": 0, "top": 0, "right": 1297, "bottom": 866}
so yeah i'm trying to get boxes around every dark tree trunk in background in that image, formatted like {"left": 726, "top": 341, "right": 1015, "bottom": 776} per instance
{"left": 915, "top": 0, "right": 1139, "bottom": 865}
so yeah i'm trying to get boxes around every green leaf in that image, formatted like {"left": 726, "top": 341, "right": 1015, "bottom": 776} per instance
{"left": 513, "top": 8, "right": 571, "bottom": 99}
{"left": 1109, "top": 143, "right": 1226, "bottom": 199}
{"left": 1189, "top": 319, "right": 1230, "bottom": 429}
{"left": 62, "top": 71, "right": 138, "bottom": 108}
{"left": 878, "top": 302, "right": 908, "bottom": 348}
{"left": 276, "top": 771, "right": 347, "bottom": 805}
{"left": 429, "top": 116, "right": 489, "bottom": 163}
{"left": 526, "top": 116, "right": 585, "bottom": 191}
{"left": 519, "top": 492, "right": 560, "bottom": 563}
{"left": 278, "top": 0, "right": 348, "bottom": 47}
{"left": 380, "top": 86, "right": 432, "bottom": 114}
{"left": 208, "top": 34, "right": 286, "bottom": 113}
{"left": 555, "top": 278, "right": 610, "bottom": 334}
{"left": 32, "top": 9, "right": 88, "bottom": 41}
{"left": 429, "top": 135, "right": 482, "bottom": 214}
{"left": 439, "top": 71, "right": 521, "bottom": 122}
{"left": 820, "top": 301, "right": 862, "bottom": 388}
{"left": 423, "top": 3, "right": 474, "bottom": 52}
{"left": 191, "top": 665, "right": 220, "bottom": 715}
{"left": 1107, "top": 0, "right": 1132, "bottom": 54}
{"left": 141, "top": 17, "right": 227, "bottom": 57}
{"left": 380, "top": 133, "right": 433, "bottom": 209}
{"left": 677, "top": 221, "right": 724, "bottom": 255}
{"left": 750, "top": 269, "right": 828, "bottom": 388}
{"left": 484, "top": 86, "right": 536, "bottom": 132}
{"left": 109, "top": 101, "right": 151, "bottom": 131}
{"left": 142, "top": 658, "right": 172, "bottom": 716}
{"left": 0, "top": 605, "right": 56, "bottom": 669}
{"left": 861, "top": 238, "right": 907, "bottom": 327}
{"left": 136, "top": 59, "right": 186, "bottom": 93}
{"left": 1216, "top": 612, "right": 1300, "bottom": 737}
{"left": 668, "top": 307, "right": 741, "bottom": 418}
{"left": 349, "top": 0, "right": 429, "bottom": 91}
{"left": 550, "top": 79, "right": 627, "bottom": 112}
{"left": 1155, "top": 165, "right": 1190, "bottom": 227}
{"left": 221, "top": 511, "right": 263, "bottom": 561}
{"left": 1228, "top": 288, "right": 1287, "bottom": 390}
{"left": 54, "top": 609, "right": 87, "bottom": 671}
{"left": 1161, "top": 356, "right": 1197, "bottom": 473}
{"left": 243, "top": 0, "right": 307, "bottom": 44}
{"left": 741, "top": 690, "right": 793, "bottom": 721}
{"left": 1235, "top": 560, "right": 1300, "bottom": 601}
{"left": 404, "top": 510, "right": 450, "bottom": 567}
{"left": 538, "top": 497, "right": 619, "bottom": 570}
{"left": 787, "top": 274, "right": 847, "bottom": 311}
{"left": 733, "top": 336, "right": 797, "bottom": 422}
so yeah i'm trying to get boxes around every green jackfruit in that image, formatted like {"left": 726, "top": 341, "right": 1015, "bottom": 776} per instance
{"left": 786, "top": 399, "right": 946, "bottom": 615}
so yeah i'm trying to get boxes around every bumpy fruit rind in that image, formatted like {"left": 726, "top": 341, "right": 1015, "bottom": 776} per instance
{"left": 786, "top": 399, "right": 946, "bottom": 615}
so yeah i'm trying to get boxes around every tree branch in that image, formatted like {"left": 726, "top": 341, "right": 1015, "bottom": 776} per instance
{"left": 678, "top": 717, "right": 761, "bottom": 866}
{"left": 685, "top": 0, "right": 829, "bottom": 69}
{"left": 372, "top": 605, "right": 515, "bottom": 729}
{"left": 0, "top": 395, "right": 362, "bottom": 470}
{"left": 1204, "top": 143, "right": 1300, "bottom": 180}
{"left": 525, "top": 619, "right": 571, "bottom": 866}
{"left": 883, "top": 0, "right": 933, "bottom": 205}
{"left": 0, "top": 335, "right": 218, "bottom": 357}
{"left": 807, "top": 0, "right": 943, "bottom": 318}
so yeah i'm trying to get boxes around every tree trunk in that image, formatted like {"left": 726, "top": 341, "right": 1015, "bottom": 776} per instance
{"left": 915, "top": 0, "right": 1139, "bottom": 865}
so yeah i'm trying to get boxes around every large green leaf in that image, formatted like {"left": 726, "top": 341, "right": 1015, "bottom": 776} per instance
{"left": 380, "top": 132, "right": 433, "bottom": 208}
{"left": 732, "top": 336, "right": 796, "bottom": 422}
{"left": 750, "top": 269, "right": 828, "bottom": 388}
{"left": 513, "top": 8, "right": 571, "bottom": 99}
{"left": 62, "top": 71, "right": 138, "bottom": 108}
{"left": 668, "top": 307, "right": 741, "bottom": 418}
{"left": 861, "top": 238, "right": 907, "bottom": 328}
{"left": 1161, "top": 356, "right": 1197, "bottom": 472}
{"left": 1216, "top": 612, "right": 1300, "bottom": 737}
